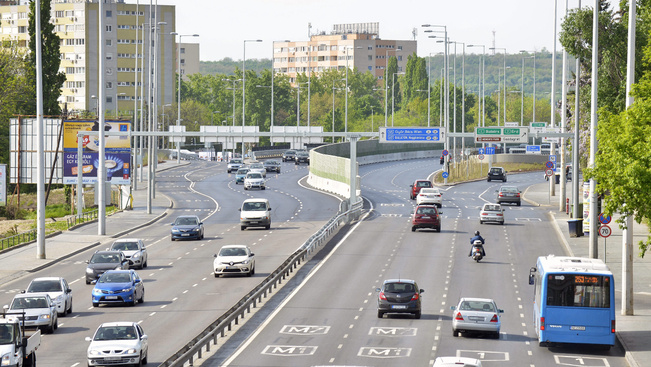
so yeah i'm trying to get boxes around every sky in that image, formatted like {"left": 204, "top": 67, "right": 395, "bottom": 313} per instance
{"left": 157, "top": 0, "right": 594, "bottom": 61}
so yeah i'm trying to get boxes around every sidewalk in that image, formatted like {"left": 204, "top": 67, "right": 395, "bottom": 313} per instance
{"left": 0, "top": 161, "right": 184, "bottom": 285}
{"left": 524, "top": 181, "right": 651, "bottom": 367}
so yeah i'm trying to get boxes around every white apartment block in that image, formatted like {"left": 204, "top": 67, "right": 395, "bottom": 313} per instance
{"left": 177, "top": 42, "right": 199, "bottom": 80}
{"left": 273, "top": 23, "right": 417, "bottom": 84}
{"left": 0, "top": 0, "right": 176, "bottom": 118}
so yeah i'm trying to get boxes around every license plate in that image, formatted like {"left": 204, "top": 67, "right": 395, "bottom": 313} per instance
{"left": 469, "top": 316, "right": 484, "bottom": 321}
{"left": 250, "top": 221, "right": 259, "bottom": 224}
{"left": 391, "top": 305, "right": 407, "bottom": 309}
{"left": 570, "top": 326, "right": 586, "bottom": 331}
{"left": 106, "top": 296, "right": 118, "bottom": 300}
{"left": 105, "top": 356, "right": 121, "bottom": 361}
{"left": 422, "top": 216, "right": 430, "bottom": 219}
{"left": 181, "top": 233, "right": 190, "bottom": 236}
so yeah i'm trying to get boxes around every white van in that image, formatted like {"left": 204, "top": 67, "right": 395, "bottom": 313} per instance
{"left": 239, "top": 198, "right": 271, "bottom": 230}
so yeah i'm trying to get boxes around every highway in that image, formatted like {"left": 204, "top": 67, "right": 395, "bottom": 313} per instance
{"left": 203, "top": 158, "right": 626, "bottom": 367}
{"left": 0, "top": 159, "right": 340, "bottom": 366}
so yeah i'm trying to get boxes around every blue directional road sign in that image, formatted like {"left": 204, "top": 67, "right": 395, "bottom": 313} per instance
{"left": 485, "top": 147, "right": 496, "bottom": 155}
{"left": 526, "top": 145, "right": 541, "bottom": 154}
{"left": 442, "top": 172, "right": 449, "bottom": 178}
{"left": 379, "top": 127, "right": 445, "bottom": 143}
{"left": 478, "top": 148, "right": 484, "bottom": 154}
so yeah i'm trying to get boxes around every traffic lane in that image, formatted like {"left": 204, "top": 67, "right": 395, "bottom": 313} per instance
{"left": 219, "top": 213, "right": 453, "bottom": 367}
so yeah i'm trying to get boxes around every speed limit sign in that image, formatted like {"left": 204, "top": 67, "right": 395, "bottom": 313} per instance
{"left": 478, "top": 154, "right": 485, "bottom": 160}
{"left": 545, "top": 168, "right": 554, "bottom": 177}
{"left": 599, "top": 225, "right": 612, "bottom": 238}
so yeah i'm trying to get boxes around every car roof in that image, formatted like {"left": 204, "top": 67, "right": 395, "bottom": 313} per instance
{"left": 13, "top": 292, "right": 50, "bottom": 299}
{"left": 383, "top": 279, "right": 416, "bottom": 284}
{"left": 243, "top": 198, "right": 269, "bottom": 203}
{"left": 30, "top": 277, "right": 63, "bottom": 282}
{"left": 113, "top": 238, "right": 141, "bottom": 243}
{"left": 94, "top": 250, "right": 122, "bottom": 255}
{"left": 97, "top": 321, "right": 137, "bottom": 328}
{"left": 459, "top": 297, "right": 495, "bottom": 303}
{"left": 176, "top": 215, "right": 199, "bottom": 219}
{"left": 219, "top": 244, "right": 248, "bottom": 250}
{"left": 434, "top": 357, "right": 482, "bottom": 366}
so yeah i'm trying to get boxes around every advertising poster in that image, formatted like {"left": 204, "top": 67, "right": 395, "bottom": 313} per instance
{"left": 0, "top": 164, "right": 6, "bottom": 206}
{"left": 582, "top": 181, "right": 590, "bottom": 234}
{"left": 63, "top": 121, "right": 131, "bottom": 185}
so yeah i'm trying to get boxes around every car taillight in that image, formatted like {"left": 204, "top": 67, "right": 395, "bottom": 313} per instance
{"left": 490, "top": 314, "right": 499, "bottom": 322}
{"left": 379, "top": 292, "right": 387, "bottom": 301}
{"left": 540, "top": 317, "right": 545, "bottom": 330}
{"left": 497, "top": 213, "right": 503, "bottom": 216}
{"left": 499, "top": 193, "right": 504, "bottom": 197}
{"left": 516, "top": 193, "right": 521, "bottom": 197}
{"left": 455, "top": 312, "right": 464, "bottom": 321}
{"left": 611, "top": 320, "right": 616, "bottom": 333}
{"left": 481, "top": 213, "right": 487, "bottom": 216}
{"left": 411, "top": 293, "right": 420, "bottom": 301}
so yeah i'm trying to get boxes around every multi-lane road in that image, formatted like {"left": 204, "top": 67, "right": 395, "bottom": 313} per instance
{"left": 0, "top": 158, "right": 627, "bottom": 367}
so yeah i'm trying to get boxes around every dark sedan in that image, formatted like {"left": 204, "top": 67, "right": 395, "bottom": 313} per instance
{"left": 263, "top": 160, "right": 281, "bottom": 173}
{"left": 376, "top": 279, "right": 424, "bottom": 319}
{"left": 496, "top": 185, "right": 521, "bottom": 206}
{"left": 282, "top": 150, "right": 296, "bottom": 162}
{"left": 295, "top": 151, "right": 310, "bottom": 165}
{"left": 85, "top": 251, "right": 130, "bottom": 284}
{"left": 170, "top": 215, "right": 204, "bottom": 241}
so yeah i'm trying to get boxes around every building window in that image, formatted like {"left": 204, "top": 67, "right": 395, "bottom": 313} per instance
{"left": 368, "top": 55, "right": 372, "bottom": 61}
{"left": 106, "top": 68, "right": 113, "bottom": 76}
{"left": 180, "top": 47, "right": 185, "bottom": 54}
{"left": 368, "top": 66, "right": 372, "bottom": 71}
{"left": 398, "top": 56, "right": 403, "bottom": 61}
{"left": 106, "top": 82, "right": 113, "bottom": 89}
{"left": 107, "top": 96, "right": 113, "bottom": 103}
{"left": 106, "top": 25, "right": 112, "bottom": 32}
{"left": 18, "top": 26, "right": 27, "bottom": 33}
{"left": 368, "top": 45, "right": 373, "bottom": 50}
{"left": 106, "top": 10, "right": 112, "bottom": 17}
{"left": 106, "top": 53, "right": 113, "bottom": 60}
{"left": 180, "top": 59, "right": 185, "bottom": 65}
{"left": 106, "top": 39, "right": 112, "bottom": 46}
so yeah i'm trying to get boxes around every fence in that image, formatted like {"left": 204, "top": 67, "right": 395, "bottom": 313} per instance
{"left": 159, "top": 198, "right": 364, "bottom": 367}
{"left": 0, "top": 229, "right": 37, "bottom": 251}
{"left": 66, "top": 209, "right": 99, "bottom": 228}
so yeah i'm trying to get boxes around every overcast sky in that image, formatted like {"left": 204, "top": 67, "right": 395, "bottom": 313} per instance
{"left": 158, "top": 0, "right": 595, "bottom": 61}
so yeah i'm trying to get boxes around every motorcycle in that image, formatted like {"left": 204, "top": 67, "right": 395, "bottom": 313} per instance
{"left": 471, "top": 240, "right": 484, "bottom": 262}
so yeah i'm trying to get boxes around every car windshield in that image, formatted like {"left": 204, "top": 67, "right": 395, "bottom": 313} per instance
{"left": 27, "top": 280, "right": 62, "bottom": 293}
{"left": 285, "top": 150, "right": 296, "bottom": 155}
{"left": 416, "top": 181, "right": 431, "bottom": 188}
{"left": 251, "top": 163, "right": 263, "bottom": 169}
{"left": 265, "top": 161, "right": 278, "bottom": 165}
{"left": 242, "top": 202, "right": 267, "bottom": 211}
{"left": 384, "top": 283, "right": 415, "bottom": 293}
{"left": 490, "top": 168, "right": 502, "bottom": 173}
{"left": 459, "top": 300, "right": 495, "bottom": 312}
{"left": 219, "top": 247, "right": 248, "bottom": 257}
{"left": 95, "top": 326, "right": 137, "bottom": 341}
{"left": 483, "top": 204, "right": 501, "bottom": 212}
{"left": 229, "top": 159, "right": 242, "bottom": 164}
{"left": 99, "top": 273, "right": 131, "bottom": 283}
{"left": 247, "top": 173, "right": 262, "bottom": 179}
{"left": 175, "top": 217, "right": 198, "bottom": 226}
{"left": 112, "top": 242, "right": 139, "bottom": 251}
{"left": 0, "top": 325, "right": 14, "bottom": 344}
{"left": 90, "top": 253, "right": 121, "bottom": 264}
{"left": 237, "top": 168, "right": 249, "bottom": 174}
{"left": 11, "top": 297, "right": 48, "bottom": 309}
{"left": 500, "top": 187, "right": 518, "bottom": 193}
{"left": 416, "top": 207, "right": 437, "bottom": 215}
{"left": 420, "top": 188, "right": 439, "bottom": 195}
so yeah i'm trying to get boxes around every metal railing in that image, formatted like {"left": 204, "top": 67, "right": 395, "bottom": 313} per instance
{"left": 0, "top": 229, "right": 37, "bottom": 251}
{"left": 66, "top": 209, "right": 99, "bottom": 229}
{"left": 159, "top": 198, "right": 364, "bottom": 367}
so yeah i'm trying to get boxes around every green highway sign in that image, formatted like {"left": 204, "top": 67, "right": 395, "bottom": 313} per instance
{"left": 476, "top": 128, "right": 501, "bottom": 135}
{"left": 475, "top": 126, "right": 529, "bottom": 143}
{"left": 503, "top": 128, "right": 522, "bottom": 135}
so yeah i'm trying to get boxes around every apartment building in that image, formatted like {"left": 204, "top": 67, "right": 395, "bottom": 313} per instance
{"left": 176, "top": 41, "right": 199, "bottom": 80}
{"left": 0, "top": 0, "right": 176, "bottom": 117}
{"left": 273, "top": 22, "right": 417, "bottom": 84}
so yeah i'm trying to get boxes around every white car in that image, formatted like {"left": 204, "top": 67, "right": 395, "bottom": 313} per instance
{"left": 227, "top": 158, "right": 243, "bottom": 173}
{"left": 213, "top": 245, "right": 255, "bottom": 277}
{"left": 248, "top": 162, "right": 267, "bottom": 178}
{"left": 451, "top": 297, "right": 503, "bottom": 339}
{"left": 479, "top": 203, "right": 504, "bottom": 225}
{"left": 24, "top": 277, "right": 73, "bottom": 316}
{"left": 6, "top": 293, "right": 58, "bottom": 333}
{"left": 244, "top": 172, "right": 266, "bottom": 190}
{"left": 433, "top": 357, "right": 483, "bottom": 367}
{"left": 109, "top": 238, "right": 148, "bottom": 269}
{"left": 86, "top": 321, "right": 148, "bottom": 367}
{"left": 416, "top": 187, "right": 443, "bottom": 207}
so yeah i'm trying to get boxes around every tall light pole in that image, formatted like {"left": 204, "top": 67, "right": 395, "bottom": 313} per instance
{"left": 242, "top": 39, "right": 263, "bottom": 158}
{"left": 343, "top": 45, "right": 361, "bottom": 134}
{"left": 211, "top": 110, "right": 220, "bottom": 125}
{"left": 468, "top": 45, "right": 485, "bottom": 126}
{"left": 383, "top": 49, "right": 400, "bottom": 127}
{"left": 490, "top": 47, "right": 507, "bottom": 125}
{"left": 307, "top": 24, "right": 312, "bottom": 128}
{"left": 150, "top": 21, "right": 167, "bottom": 201}
{"left": 170, "top": 32, "right": 199, "bottom": 164}
{"left": 392, "top": 72, "right": 405, "bottom": 127}
{"left": 270, "top": 40, "right": 289, "bottom": 145}
{"left": 520, "top": 50, "right": 537, "bottom": 125}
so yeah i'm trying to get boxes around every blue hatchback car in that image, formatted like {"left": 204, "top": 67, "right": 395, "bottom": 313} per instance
{"left": 91, "top": 270, "right": 144, "bottom": 307}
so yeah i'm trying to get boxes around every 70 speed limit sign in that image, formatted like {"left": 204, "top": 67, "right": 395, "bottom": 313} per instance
{"left": 599, "top": 225, "right": 612, "bottom": 238}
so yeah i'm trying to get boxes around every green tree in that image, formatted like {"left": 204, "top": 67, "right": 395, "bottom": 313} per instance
{"left": 22, "top": 0, "right": 66, "bottom": 115}
{"left": 0, "top": 42, "right": 30, "bottom": 166}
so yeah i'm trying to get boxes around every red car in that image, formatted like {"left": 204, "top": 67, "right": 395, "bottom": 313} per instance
{"left": 410, "top": 180, "right": 433, "bottom": 199}
{"left": 411, "top": 204, "right": 441, "bottom": 232}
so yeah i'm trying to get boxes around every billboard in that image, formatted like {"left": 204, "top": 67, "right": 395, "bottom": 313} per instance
{"left": 62, "top": 121, "right": 131, "bottom": 185}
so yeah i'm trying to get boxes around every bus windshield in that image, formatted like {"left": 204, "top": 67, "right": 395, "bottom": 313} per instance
{"left": 546, "top": 274, "right": 610, "bottom": 308}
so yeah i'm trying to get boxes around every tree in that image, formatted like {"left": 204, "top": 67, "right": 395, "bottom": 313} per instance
{"left": 22, "top": 0, "right": 66, "bottom": 115}
{"left": 0, "top": 42, "right": 30, "bottom": 166}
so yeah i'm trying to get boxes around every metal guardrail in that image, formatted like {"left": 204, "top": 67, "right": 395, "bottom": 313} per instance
{"left": 0, "top": 228, "right": 37, "bottom": 251}
{"left": 66, "top": 209, "right": 99, "bottom": 229}
{"left": 159, "top": 198, "right": 364, "bottom": 367}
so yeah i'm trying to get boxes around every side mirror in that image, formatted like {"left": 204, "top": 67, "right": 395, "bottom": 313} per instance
{"left": 134, "top": 279, "right": 141, "bottom": 284}
{"left": 268, "top": 207, "right": 272, "bottom": 211}
{"left": 67, "top": 289, "right": 72, "bottom": 293}
{"left": 85, "top": 336, "right": 92, "bottom": 342}
{"left": 528, "top": 273, "right": 535, "bottom": 285}
{"left": 375, "top": 287, "right": 381, "bottom": 292}
{"left": 499, "top": 309, "right": 504, "bottom": 313}
{"left": 85, "top": 260, "right": 90, "bottom": 264}
{"left": 91, "top": 280, "right": 97, "bottom": 285}
{"left": 419, "top": 289, "right": 425, "bottom": 293}
{"left": 213, "top": 254, "right": 217, "bottom": 258}
{"left": 250, "top": 253, "right": 255, "bottom": 257}
{"left": 238, "top": 208, "right": 242, "bottom": 211}
{"left": 450, "top": 306, "right": 456, "bottom": 311}
{"left": 20, "top": 290, "right": 26, "bottom": 294}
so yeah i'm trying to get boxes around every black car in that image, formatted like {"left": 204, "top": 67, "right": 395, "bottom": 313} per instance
{"left": 170, "top": 215, "right": 205, "bottom": 241}
{"left": 487, "top": 167, "right": 507, "bottom": 182}
{"left": 282, "top": 150, "right": 296, "bottom": 162}
{"left": 263, "top": 160, "right": 281, "bottom": 173}
{"left": 376, "top": 279, "right": 424, "bottom": 319}
{"left": 295, "top": 151, "right": 310, "bottom": 165}
{"left": 85, "top": 251, "right": 130, "bottom": 284}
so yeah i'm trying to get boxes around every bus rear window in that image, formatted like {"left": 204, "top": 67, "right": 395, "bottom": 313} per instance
{"left": 546, "top": 274, "right": 610, "bottom": 308}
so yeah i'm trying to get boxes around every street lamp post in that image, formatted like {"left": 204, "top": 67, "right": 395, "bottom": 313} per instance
{"left": 391, "top": 72, "right": 405, "bottom": 127}
{"left": 211, "top": 110, "right": 220, "bottom": 125}
{"left": 383, "top": 49, "right": 400, "bottom": 127}
{"left": 468, "top": 45, "right": 485, "bottom": 126}
{"left": 242, "top": 39, "right": 263, "bottom": 158}
{"left": 490, "top": 47, "right": 507, "bottom": 125}
{"left": 170, "top": 32, "right": 199, "bottom": 164}
{"left": 521, "top": 50, "right": 537, "bottom": 123}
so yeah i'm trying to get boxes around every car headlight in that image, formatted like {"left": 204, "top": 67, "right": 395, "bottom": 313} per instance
{"left": 242, "top": 259, "right": 250, "bottom": 265}
{"left": 88, "top": 349, "right": 101, "bottom": 356}
{"left": 38, "top": 314, "right": 51, "bottom": 320}
{"left": 171, "top": 228, "right": 180, "bottom": 233}
{"left": 132, "top": 252, "right": 141, "bottom": 259}
{"left": 92, "top": 288, "right": 101, "bottom": 295}
{"left": 86, "top": 268, "right": 95, "bottom": 274}
{"left": 126, "top": 348, "right": 137, "bottom": 354}
{"left": 120, "top": 287, "right": 133, "bottom": 293}
{"left": 2, "top": 353, "right": 12, "bottom": 365}
{"left": 55, "top": 294, "right": 64, "bottom": 303}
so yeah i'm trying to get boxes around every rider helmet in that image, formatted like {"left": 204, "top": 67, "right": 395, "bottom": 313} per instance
{"left": 474, "top": 231, "right": 480, "bottom": 236}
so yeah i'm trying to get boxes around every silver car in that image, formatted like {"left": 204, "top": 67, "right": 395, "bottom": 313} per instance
{"left": 227, "top": 158, "right": 243, "bottom": 173}
{"left": 248, "top": 162, "right": 267, "bottom": 178}
{"left": 451, "top": 297, "right": 503, "bottom": 338}
{"left": 109, "top": 238, "right": 148, "bottom": 269}
{"left": 6, "top": 293, "right": 58, "bottom": 333}
{"left": 479, "top": 203, "right": 504, "bottom": 225}
{"left": 244, "top": 172, "right": 266, "bottom": 190}
{"left": 213, "top": 245, "right": 255, "bottom": 277}
{"left": 24, "top": 277, "right": 73, "bottom": 316}
{"left": 433, "top": 357, "right": 483, "bottom": 367}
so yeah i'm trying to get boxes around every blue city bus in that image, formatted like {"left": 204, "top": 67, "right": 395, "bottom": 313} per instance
{"left": 529, "top": 255, "right": 615, "bottom": 348}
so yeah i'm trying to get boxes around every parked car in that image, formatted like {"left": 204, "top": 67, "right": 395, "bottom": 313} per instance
{"left": 479, "top": 203, "right": 504, "bottom": 225}
{"left": 248, "top": 162, "right": 267, "bottom": 177}
{"left": 91, "top": 270, "right": 144, "bottom": 307}
{"left": 170, "top": 215, "right": 204, "bottom": 241}
{"left": 451, "top": 297, "right": 503, "bottom": 338}
{"left": 282, "top": 149, "right": 297, "bottom": 162}
{"left": 409, "top": 180, "right": 433, "bottom": 200}
{"left": 6, "top": 293, "right": 58, "bottom": 333}
{"left": 411, "top": 204, "right": 441, "bottom": 232}
{"left": 227, "top": 158, "right": 244, "bottom": 173}
{"left": 496, "top": 185, "right": 521, "bottom": 206}
{"left": 240, "top": 198, "right": 271, "bottom": 230}
{"left": 86, "top": 321, "right": 148, "bottom": 367}
{"left": 416, "top": 187, "right": 443, "bottom": 207}
{"left": 433, "top": 357, "right": 483, "bottom": 367}
{"left": 244, "top": 172, "right": 266, "bottom": 190}
{"left": 109, "top": 238, "right": 148, "bottom": 269}
{"left": 24, "top": 277, "right": 73, "bottom": 316}
{"left": 85, "top": 250, "right": 130, "bottom": 284}
{"left": 295, "top": 150, "right": 310, "bottom": 165}
{"left": 487, "top": 167, "right": 507, "bottom": 182}
{"left": 213, "top": 245, "right": 255, "bottom": 277}
{"left": 235, "top": 167, "right": 250, "bottom": 184}
{"left": 376, "top": 279, "right": 424, "bottom": 319}
{"left": 263, "top": 159, "right": 281, "bottom": 173}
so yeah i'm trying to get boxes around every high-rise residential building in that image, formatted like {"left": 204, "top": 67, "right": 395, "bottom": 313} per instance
{"left": 0, "top": 0, "right": 176, "bottom": 118}
{"left": 177, "top": 42, "right": 199, "bottom": 80}
{"left": 273, "top": 23, "right": 417, "bottom": 84}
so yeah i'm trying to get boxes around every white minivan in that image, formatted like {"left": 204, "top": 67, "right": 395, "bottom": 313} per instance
{"left": 239, "top": 198, "right": 271, "bottom": 230}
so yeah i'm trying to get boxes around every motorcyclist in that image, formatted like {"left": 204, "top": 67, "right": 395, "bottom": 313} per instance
{"left": 468, "top": 231, "right": 486, "bottom": 257}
